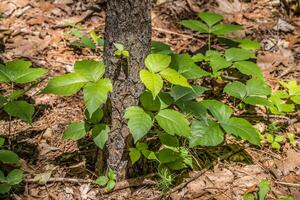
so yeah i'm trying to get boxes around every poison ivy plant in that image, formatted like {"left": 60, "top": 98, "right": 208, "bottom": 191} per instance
{"left": 224, "top": 78, "right": 272, "bottom": 106}
{"left": 68, "top": 23, "right": 104, "bottom": 50}
{"left": 44, "top": 60, "right": 112, "bottom": 150}
{"left": 268, "top": 80, "right": 300, "bottom": 115}
{"left": 95, "top": 168, "right": 116, "bottom": 191}
{"left": 140, "top": 54, "right": 191, "bottom": 98}
{"left": 190, "top": 100, "right": 261, "bottom": 147}
{"left": 0, "top": 60, "right": 47, "bottom": 123}
{"left": 0, "top": 138, "right": 23, "bottom": 194}
{"left": 180, "top": 12, "right": 242, "bottom": 49}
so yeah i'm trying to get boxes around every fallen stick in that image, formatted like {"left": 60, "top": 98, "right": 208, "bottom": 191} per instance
{"left": 25, "top": 174, "right": 157, "bottom": 194}
{"left": 275, "top": 181, "right": 300, "bottom": 188}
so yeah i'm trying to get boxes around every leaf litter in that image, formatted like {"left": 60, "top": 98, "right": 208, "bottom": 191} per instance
{"left": 0, "top": 0, "right": 299, "bottom": 199}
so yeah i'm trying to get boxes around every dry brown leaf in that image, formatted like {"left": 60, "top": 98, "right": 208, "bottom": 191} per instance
{"left": 275, "top": 150, "right": 300, "bottom": 175}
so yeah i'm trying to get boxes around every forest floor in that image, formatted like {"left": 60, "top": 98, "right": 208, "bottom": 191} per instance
{"left": 0, "top": 0, "right": 300, "bottom": 199}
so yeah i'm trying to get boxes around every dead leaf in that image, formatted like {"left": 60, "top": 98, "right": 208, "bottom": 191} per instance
{"left": 33, "top": 171, "right": 52, "bottom": 185}
{"left": 275, "top": 150, "right": 300, "bottom": 175}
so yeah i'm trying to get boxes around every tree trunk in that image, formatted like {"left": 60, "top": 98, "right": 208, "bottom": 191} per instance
{"left": 100, "top": 0, "right": 151, "bottom": 179}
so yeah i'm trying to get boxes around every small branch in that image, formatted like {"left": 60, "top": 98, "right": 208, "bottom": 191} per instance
{"left": 25, "top": 174, "right": 157, "bottom": 194}
{"left": 165, "top": 147, "right": 245, "bottom": 197}
{"left": 275, "top": 181, "right": 300, "bottom": 188}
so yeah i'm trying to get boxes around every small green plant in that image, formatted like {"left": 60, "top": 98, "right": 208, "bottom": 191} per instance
{"left": 265, "top": 133, "right": 284, "bottom": 150}
{"left": 43, "top": 60, "right": 112, "bottom": 149}
{"left": 0, "top": 137, "right": 23, "bottom": 194}
{"left": 0, "top": 60, "right": 47, "bottom": 123}
{"left": 269, "top": 81, "right": 300, "bottom": 115}
{"left": 180, "top": 12, "right": 242, "bottom": 49}
{"left": 114, "top": 43, "right": 129, "bottom": 58}
{"left": 67, "top": 22, "right": 104, "bottom": 51}
{"left": 243, "top": 179, "right": 295, "bottom": 200}
{"left": 157, "top": 168, "right": 174, "bottom": 192}
{"left": 95, "top": 168, "right": 117, "bottom": 191}
{"left": 124, "top": 12, "right": 267, "bottom": 176}
{"left": 243, "top": 179, "right": 270, "bottom": 200}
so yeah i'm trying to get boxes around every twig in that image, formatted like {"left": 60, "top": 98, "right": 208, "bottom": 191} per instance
{"left": 165, "top": 147, "right": 245, "bottom": 197}
{"left": 153, "top": 27, "right": 196, "bottom": 39}
{"left": 275, "top": 181, "right": 300, "bottom": 188}
{"left": 25, "top": 174, "right": 157, "bottom": 194}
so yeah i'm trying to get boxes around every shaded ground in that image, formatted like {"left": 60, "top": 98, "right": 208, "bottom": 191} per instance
{"left": 0, "top": 0, "right": 299, "bottom": 199}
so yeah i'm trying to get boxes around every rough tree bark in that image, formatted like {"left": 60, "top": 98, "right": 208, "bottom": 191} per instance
{"left": 99, "top": 0, "right": 151, "bottom": 179}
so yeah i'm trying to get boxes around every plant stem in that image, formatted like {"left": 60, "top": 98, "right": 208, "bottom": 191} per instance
{"left": 208, "top": 33, "right": 211, "bottom": 50}
{"left": 8, "top": 82, "right": 14, "bottom": 149}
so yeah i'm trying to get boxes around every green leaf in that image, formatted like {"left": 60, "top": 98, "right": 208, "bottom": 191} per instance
{"left": 170, "top": 85, "right": 207, "bottom": 102}
{"left": 192, "top": 53, "right": 205, "bottom": 62}
{"left": 274, "top": 135, "right": 284, "bottom": 143}
{"left": 140, "top": 91, "right": 161, "bottom": 111}
{"left": 224, "top": 82, "right": 247, "bottom": 99}
{"left": 198, "top": 12, "right": 223, "bottom": 27}
{"left": 190, "top": 120, "right": 224, "bottom": 147}
{"left": 157, "top": 148, "right": 178, "bottom": 164}
{"left": 151, "top": 41, "right": 172, "bottom": 55}
{"left": 92, "top": 124, "right": 109, "bottom": 149}
{"left": 106, "top": 180, "right": 115, "bottom": 191}
{"left": 238, "top": 39, "right": 261, "bottom": 50}
{"left": 0, "top": 96, "right": 7, "bottom": 108}
{"left": 124, "top": 106, "right": 153, "bottom": 143}
{"left": 211, "top": 24, "right": 242, "bottom": 35}
{"left": 221, "top": 117, "right": 261, "bottom": 145}
{"left": 0, "top": 60, "right": 47, "bottom": 83}
{"left": 158, "top": 92, "right": 174, "bottom": 109}
{"left": 9, "top": 90, "right": 25, "bottom": 101}
{"left": 158, "top": 132, "right": 179, "bottom": 147}
{"left": 280, "top": 81, "right": 300, "bottom": 96}
{"left": 225, "top": 48, "right": 255, "bottom": 61}
{"left": 0, "top": 150, "right": 19, "bottom": 164}
{"left": 108, "top": 168, "right": 116, "bottom": 180}
{"left": 0, "top": 170, "right": 5, "bottom": 182}
{"left": 180, "top": 20, "right": 209, "bottom": 33}
{"left": 243, "top": 193, "right": 254, "bottom": 200}
{"left": 176, "top": 101, "right": 207, "bottom": 120}
{"left": 258, "top": 180, "right": 271, "bottom": 200}
{"left": 74, "top": 60, "right": 105, "bottom": 82}
{"left": 208, "top": 55, "right": 232, "bottom": 73}
{"left": 291, "top": 96, "right": 300, "bottom": 104}
{"left": 43, "top": 73, "right": 87, "bottom": 96}
{"left": 0, "top": 183, "right": 11, "bottom": 194}
{"left": 80, "top": 36, "right": 96, "bottom": 49}
{"left": 4, "top": 101, "right": 34, "bottom": 123}
{"left": 173, "top": 54, "right": 210, "bottom": 79}
{"left": 144, "top": 54, "right": 171, "bottom": 73}
{"left": 234, "top": 61, "right": 264, "bottom": 79}
{"left": 6, "top": 169, "right": 23, "bottom": 185}
{"left": 63, "top": 122, "right": 87, "bottom": 140}
{"left": 155, "top": 109, "right": 191, "bottom": 137}
{"left": 201, "top": 100, "right": 233, "bottom": 123}
{"left": 0, "top": 137, "right": 4, "bottom": 147}
{"left": 243, "top": 96, "right": 272, "bottom": 106}
{"left": 129, "top": 148, "right": 141, "bottom": 164}
{"left": 246, "top": 79, "right": 272, "bottom": 96}
{"left": 140, "top": 69, "right": 163, "bottom": 98}
{"left": 288, "top": 133, "right": 295, "bottom": 146}
{"left": 266, "top": 134, "right": 274, "bottom": 143}
{"left": 271, "top": 142, "right": 280, "bottom": 149}
{"left": 95, "top": 176, "right": 108, "bottom": 186}
{"left": 160, "top": 68, "right": 191, "bottom": 88}
{"left": 85, "top": 108, "right": 104, "bottom": 124}
{"left": 83, "top": 79, "right": 112, "bottom": 117}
